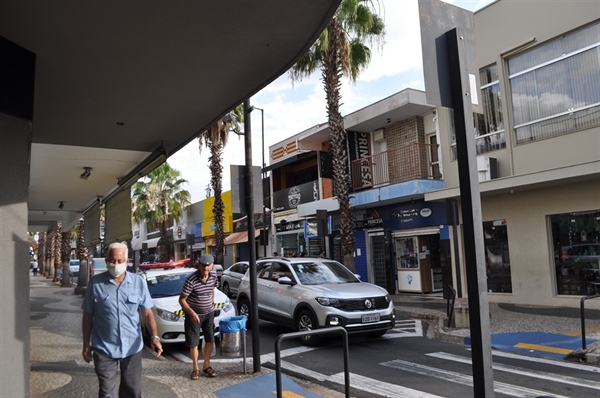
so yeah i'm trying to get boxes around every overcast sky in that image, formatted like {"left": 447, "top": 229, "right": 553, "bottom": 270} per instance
{"left": 167, "top": 0, "right": 494, "bottom": 203}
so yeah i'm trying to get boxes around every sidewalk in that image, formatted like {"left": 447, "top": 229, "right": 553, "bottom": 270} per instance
{"left": 29, "top": 277, "right": 346, "bottom": 398}
{"left": 391, "top": 293, "right": 600, "bottom": 364}
{"left": 29, "top": 277, "right": 600, "bottom": 398}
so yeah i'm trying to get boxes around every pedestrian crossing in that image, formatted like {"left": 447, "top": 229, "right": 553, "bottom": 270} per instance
{"left": 277, "top": 347, "right": 597, "bottom": 398}
{"left": 381, "top": 319, "right": 423, "bottom": 338}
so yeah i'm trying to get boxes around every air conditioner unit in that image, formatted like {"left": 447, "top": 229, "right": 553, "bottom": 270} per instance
{"left": 373, "top": 129, "right": 385, "bottom": 142}
{"left": 477, "top": 156, "right": 498, "bottom": 182}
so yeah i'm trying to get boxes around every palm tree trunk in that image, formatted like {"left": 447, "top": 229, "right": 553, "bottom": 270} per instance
{"left": 323, "top": 18, "right": 355, "bottom": 272}
{"left": 60, "top": 231, "right": 71, "bottom": 287}
{"left": 76, "top": 218, "right": 89, "bottom": 294}
{"left": 46, "top": 233, "right": 55, "bottom": 278}
{"left": 210, "top": 141, "right": 225, "bottom": 265}
{"left": 53, "top": 222, "right": 62, "bottom": 282}
{"left": 37, "top": 233, "right": 45, "bottom": 276}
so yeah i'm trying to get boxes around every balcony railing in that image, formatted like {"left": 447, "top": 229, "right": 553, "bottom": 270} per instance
{"left": 350, "top": 143, "right": 441, "bottom": 191}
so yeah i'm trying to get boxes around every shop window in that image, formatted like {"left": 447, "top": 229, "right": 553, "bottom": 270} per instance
{"left": 551, "top": 209, "right": 600, "bottom": 296}
{"left": 483, "top": 220, "right": 512, "bottom": 293}
{"left": 396, "top": 237, "right": 419, "bottom": 269}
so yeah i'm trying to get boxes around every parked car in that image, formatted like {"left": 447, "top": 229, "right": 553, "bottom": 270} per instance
{"left": 220, "top": 261, "right": 249, "bottom": 298}
{"left": 69, "top": 259, "right": 80, "bottom": 276}
{"left": 214, "top": 264, "right": 224, "bottom": 288}
{"left": 89, "top": 258, "right": 107, "bottom": 276}
{"left": 236, "top": 257, "right": 395, "bottom": 345}
{"left": 139, "top": 267, "right": 235, "bottom": 344}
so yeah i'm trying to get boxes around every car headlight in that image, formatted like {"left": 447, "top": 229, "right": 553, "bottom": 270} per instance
{"left": 156, "top": 308, "right": 181, "bottom": 322}
{"left": 385, "top": 294, "right": 391, "bottom": 303}
{"left": 316, "top": 297, "right": 342, "bottom": 307}
{"left": 221, "top": 298, "right": 234, "bottom": 313}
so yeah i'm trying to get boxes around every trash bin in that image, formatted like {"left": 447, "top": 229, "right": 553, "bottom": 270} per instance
{"left": 219, "top": 316, "right": 246, "bottom": 357}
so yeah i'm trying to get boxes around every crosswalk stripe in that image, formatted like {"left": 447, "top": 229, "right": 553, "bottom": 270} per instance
{"left": 485, "top": 349, "right": 600, "bottom": 373}
{"left": 381, "top": 359, "right": 573, "bottom": 398}
{"left": 427, "top": 351, "right": 600, "bottom": 390}
{"left": 279, "top": 360, "right": 443, "bottom": 398}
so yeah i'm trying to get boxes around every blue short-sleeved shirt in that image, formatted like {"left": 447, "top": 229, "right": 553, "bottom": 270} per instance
{"left": 82, "top": 271, "right": 153, "bottom": 359}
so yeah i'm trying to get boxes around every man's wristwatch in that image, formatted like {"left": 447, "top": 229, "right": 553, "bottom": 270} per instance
{"left": 151, "top": 335, "right": 160, "bottom": 341}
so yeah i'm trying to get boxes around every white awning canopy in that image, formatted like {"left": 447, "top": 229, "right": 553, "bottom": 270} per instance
{"left": 133, "top": 237, "right": 160, "bottom": 251}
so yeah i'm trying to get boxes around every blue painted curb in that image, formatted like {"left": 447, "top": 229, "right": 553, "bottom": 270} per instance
{"left": 464, "top": 332, "right": 597, "bottom": 359}
{"left": 215, "top": 373, "right": 324, "bottom": 398}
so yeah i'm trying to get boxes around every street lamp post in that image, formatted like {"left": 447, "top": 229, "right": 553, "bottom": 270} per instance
{"left": 250, "top": 106, "right": 267, "bottom": 257}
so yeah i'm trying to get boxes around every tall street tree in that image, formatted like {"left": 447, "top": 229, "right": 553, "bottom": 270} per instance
{"left": 132, "top": 163, "right": 192, "bottom": 263}
{"left": 290, "top": 0, "right": 385, "bottom": 272}
{"left": 198, "top": 104, "right": 243, "bottom": 265}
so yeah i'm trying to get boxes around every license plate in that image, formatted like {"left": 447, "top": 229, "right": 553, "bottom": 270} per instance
{"left": 362, "top": 313, "right": 380, "bottom": 323}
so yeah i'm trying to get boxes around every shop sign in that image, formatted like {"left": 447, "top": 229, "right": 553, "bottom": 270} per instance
{"left": 347, "top": 131, "right": 373, "bottom": 189}
{"left": 272, "top": 181, "right": 320, "bottom": 212}
{"left": 275, "top": 220, "right": 303, "bottom": 232}
{"left": 366, "top": 208, "right": 383, "bottom": 227}
{"left": 382, "top": 201, "right": 446, "bottom": 229}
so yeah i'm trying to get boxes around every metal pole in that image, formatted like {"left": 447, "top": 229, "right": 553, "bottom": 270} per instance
{"left": 260, "top": 108, "right": 267, "bottom": 258}
{"left": 244, "top": 100, "right": 260, "bottom": 373}
{"left": 447, "top": 28, "right": 494, "bottom": 397}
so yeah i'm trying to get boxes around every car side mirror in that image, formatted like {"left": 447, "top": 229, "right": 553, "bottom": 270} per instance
{"left": 354, "top": 273, "right": 362, "bottom": 281}
{"left": 278, "top": 276, "right": 295, "bottom": 286}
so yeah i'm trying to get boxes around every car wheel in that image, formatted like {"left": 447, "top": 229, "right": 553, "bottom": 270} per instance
{"left": 237, "top": 298, "right": 252, "bottom": 329}
{"left": 222, "top": 282, "right": 231, "bottom": 298}
{"left": 296, "top": 310, "right": 320, "bottom": 346}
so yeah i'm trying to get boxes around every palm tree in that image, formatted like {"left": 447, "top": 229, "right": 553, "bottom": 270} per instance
{"left": 290, "top": 0, "right": 385, "bottom": 272}
{"left": 132, "top": 163, "right": 192, "bottom": 263}
{"left": 60, "top": 229, "right": 71, "bottom": 287}
{"left": 198, "top": 104, "right": 243, "bottom": 265}
{"left": 75, "top": 218, "right": 90, "bottom": 293}
{"left": 52, "top": 222, "right": 62, "bottom": 282}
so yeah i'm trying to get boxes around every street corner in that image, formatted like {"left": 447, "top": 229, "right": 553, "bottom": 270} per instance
{"left": 464, "top": 332, "right": 598, "bottom": 360}
{"left": 215, "top": 373, "right": 324, "bottom": 398}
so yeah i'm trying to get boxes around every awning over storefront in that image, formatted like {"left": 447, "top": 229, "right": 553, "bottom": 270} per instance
{"left": 224, "top": 229, "right": 261, "bottom": 245}
{"left": 133, "top": 237, "right": 160, "bottom": 251}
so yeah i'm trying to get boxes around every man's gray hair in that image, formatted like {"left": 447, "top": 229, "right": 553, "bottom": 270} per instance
{"left": 106, "top": 242, "right": 128, "bottom": 259}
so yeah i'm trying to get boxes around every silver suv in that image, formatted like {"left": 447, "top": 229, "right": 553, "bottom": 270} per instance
{"left": 236, "top": 257, "right": 395, "bottom": 345}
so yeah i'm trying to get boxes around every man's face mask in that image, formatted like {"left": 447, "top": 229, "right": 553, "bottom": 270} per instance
{"left": 107, "top": 262, "right": 127, "bottom": 277}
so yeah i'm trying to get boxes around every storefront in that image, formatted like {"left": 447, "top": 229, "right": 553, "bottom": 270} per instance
{"left": 362, "top": 201, "right": 448, "bottom": 294}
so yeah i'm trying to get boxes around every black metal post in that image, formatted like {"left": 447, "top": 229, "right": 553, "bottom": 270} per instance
{"left": 244, "top": 100, "right": 260, "bottom": 373}
{"left": 259, "top": 107, "right": 267, "bottom": 258}
{"left": 446, "top": 27, "right": 494, "bottom": 397}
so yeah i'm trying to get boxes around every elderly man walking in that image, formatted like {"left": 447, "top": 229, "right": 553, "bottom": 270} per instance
{"left": 82, "top": 242, "right": 162, "bottom": 398}
{"left": 179, "top": 253, "right": 219, "bottom": 379}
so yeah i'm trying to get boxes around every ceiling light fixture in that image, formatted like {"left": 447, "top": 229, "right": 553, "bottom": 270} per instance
{"left": 58, "top": 201, "right": 65, "bottom": 210}
{"left": 80, "top": 167, "right": 92, "bottom": 180}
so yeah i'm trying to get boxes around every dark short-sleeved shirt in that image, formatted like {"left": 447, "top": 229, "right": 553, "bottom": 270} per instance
{"left": 82, "top": 271, "right": 153, "bottom": 359}
{"left": 180, "top": 270, "right": 218, "bottom": 314}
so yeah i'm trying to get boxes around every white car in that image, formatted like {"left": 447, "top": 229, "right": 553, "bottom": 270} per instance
{"left": 140, "top": 267, "right": 235, "bottom": 344}
{"left": 69, "top": 259, "right": 80, "bottom": 276}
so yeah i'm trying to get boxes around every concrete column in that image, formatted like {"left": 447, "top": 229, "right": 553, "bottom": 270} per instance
{"left": 0, "top": 112, "right": 31, "bottom": 397}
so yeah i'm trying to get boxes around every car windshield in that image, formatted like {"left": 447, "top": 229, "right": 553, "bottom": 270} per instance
{"left": 146, "top": 271, "right": 193, "bottom": 298}
{"left": 93, "top": 259, "right": 106, "bottom": 269}
{"left": 291, "top": 261, "right": 359, "bottom": 285}
{"left": 70, "top": 260, "right": 80, "bottom": 265}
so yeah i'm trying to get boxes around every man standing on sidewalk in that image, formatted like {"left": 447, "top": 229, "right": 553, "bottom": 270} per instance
{"left": 179, "top": 253, "right": 219, "bottom": 379}
{"left": 82, "top": 242, "right": 163, "bottom": 397}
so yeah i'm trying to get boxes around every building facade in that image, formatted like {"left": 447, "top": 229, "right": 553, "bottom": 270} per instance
{"left": 426, "top": 1, "right": 599, "bottom": 308}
